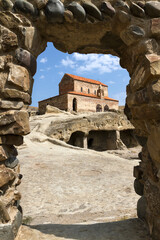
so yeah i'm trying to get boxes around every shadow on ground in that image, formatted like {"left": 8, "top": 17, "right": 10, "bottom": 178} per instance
{"left": 30, "top": 218, "right": 149, "bottom": 240}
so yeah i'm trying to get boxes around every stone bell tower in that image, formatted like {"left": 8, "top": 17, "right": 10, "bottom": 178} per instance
{"left": 97, "top": 85, "right": 104, "bottom": 99}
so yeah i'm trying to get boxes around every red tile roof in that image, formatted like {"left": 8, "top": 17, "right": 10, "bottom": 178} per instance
{"left": 65, "top": 73, "right": 108, "bottom": 87}
{"left": 68, "top": 91, "right": 119, "bottom": 102}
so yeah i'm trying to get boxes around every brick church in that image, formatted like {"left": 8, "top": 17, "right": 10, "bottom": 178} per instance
{"left": 38, "top": 73, "right": 119, "bottom": 114}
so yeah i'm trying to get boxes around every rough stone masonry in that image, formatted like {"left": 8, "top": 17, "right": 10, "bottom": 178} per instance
{"left": 1, "top": 0, "right": 160, "bottom": 239}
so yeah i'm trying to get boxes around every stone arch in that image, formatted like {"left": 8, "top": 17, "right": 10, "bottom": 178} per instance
{"left": 104, "top": 104, "right": 109, "bottom": 112}
{"left": 96, "top": 104, "right": 102, "bottom": 112}
{"left": 0, "top": 0, "right": 160, "bottom": 239}
{"left": 73, "top": 98, "right": 77, "bottom": 112}
{"left": 67, "top": 131, "right": 85, "bottom": 148}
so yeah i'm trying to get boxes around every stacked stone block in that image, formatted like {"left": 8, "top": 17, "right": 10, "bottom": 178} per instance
{"left": 0, "top": 8, "right": 47, "bottom": 239}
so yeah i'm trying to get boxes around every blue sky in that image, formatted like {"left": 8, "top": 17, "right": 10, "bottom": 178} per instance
{"left": 32, "top": 42, "right": 130, "bottom": 107}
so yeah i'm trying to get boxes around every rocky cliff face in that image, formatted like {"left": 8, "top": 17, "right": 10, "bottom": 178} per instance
{"left": 29, "top": 110, "right": 137, "bottom": 150}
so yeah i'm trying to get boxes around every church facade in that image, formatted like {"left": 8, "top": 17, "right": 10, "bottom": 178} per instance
{"left": 38, "top": 73, "right": 119, "bottom": 114}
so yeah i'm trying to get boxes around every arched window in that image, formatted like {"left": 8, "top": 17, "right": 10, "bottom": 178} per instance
{"left": 73, "top": 98, "right": 77, "bottom": 112}
{"left": 96, "top": 104, "right": 102, "bottom": 112}
{"left": 81, "top": 87, "right": 83, "bottom": 92}
{"left": 102, "top": 90, "right": 104, "bottom": 96}
{"left": 94, "top": 90, "right": 96, "bottom": 95}
{"left": 88, "top": 89, "right": 90, "bottom": 94}
{"left": 104, "top": 105, "right": 109, "bottom": 112}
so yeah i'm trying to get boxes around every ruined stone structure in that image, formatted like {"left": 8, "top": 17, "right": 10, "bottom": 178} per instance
{"left": 38, "top": 73, "right": 119, "bottom": 114}
{"left": 32, "top": 110, "right": 138, "bottom": 150}
{"left": 1, "top": 0, "right": 160, "bottom": 239}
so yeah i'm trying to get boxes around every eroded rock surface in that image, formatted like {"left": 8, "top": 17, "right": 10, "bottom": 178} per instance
{"left": 29, "top": 110, "right": 138, "bottom": 151}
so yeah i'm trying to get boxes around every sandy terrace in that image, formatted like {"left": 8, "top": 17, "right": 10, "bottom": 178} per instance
{"left": 15, "top": 132, "right": 149, "bottom": 240}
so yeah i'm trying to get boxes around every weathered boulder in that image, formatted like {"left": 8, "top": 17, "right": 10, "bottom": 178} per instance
{"left": 130, "top": 54, "right": 160, "bottom": 92}
{"left": 0, "top": 145, "right": 18, "bottom": 161}
{"left": 0, "top": 135, "right": 23, "bottom": 146}
{"left": 0, "top": 208, "right": 22, "bottom": 239}
{"left": 134, "top": 179, "right": 144, "bottom": 196}
{"left": 15, "top": 48, "right": 37, "bottom": 76}
{"left": 137, "top": 196, "right": 147, "bottom": 220}
{"left": 0, "top": 111, "right": 30, "bottom": 135}
{"left": 18, "top": 26, "right": 47, "bottom": 57}
{"left": 5, "top": 156, "right": 19, "bottom": 169}
{"left": 0, "top": 55, "right": 13, "bottom": 70}
{"left": 0, "top": 25, "right": 18, "bottom": 52}
{"left": 0, "top": 0, "right": 13, "bottom": 11}
{"left": 45, "top": 105, "right": 70, "bottom": 114}
{"left": 0, "top": 164, "right": 15, "bottom": 188}
{"left": 44, "top": 0, "right": 64, "bottom": 23}
{"left": 145, "top": 1, "right": 160, "bottom": 18}
{"left": 3, "top": 88, "right": 31, "bottom": 104}
{"left": 67, "top": 2, "right": 86, "bottom": 22}
{"left": 8, "top": 64, "right": 31, "bottom": 93}
{"left": 0, "top": 145, "right": 10, "bottom": 161}
{"left": 0, "top": 200, "right": 10, "bottom": 223}
{"left": 0, "top": 100, "right": 23, "bottom": 110}
{"left": 13, "top": 0, "right": 38, "bottom": 17}
{"left": 120, "top": 25, "right": 145, "bottom": 46}
{"left": 133, "top": 165, "right": 143, "bottom": 180}
{"left": 82, "top": 1, "right": 102, "bottom": 20}
{"left": 0, "top": 11, "right": 31, "bottom": 29}
{"left": 101, "top": 1, "right": 115, "bottom": 17}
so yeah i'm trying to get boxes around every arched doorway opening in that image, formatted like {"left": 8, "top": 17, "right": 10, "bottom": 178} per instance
{"left": 73, "top": 98, "right": 77, "bottom": 112}
{"left": 87, "top": 130, "right": 117, "bottom": 151}
{"left": 104, "top": 105, "right": 109, "bottom": 112}
{"left": 96, "top": 104, "right": 102, "bottom": 112}
{"left": 67, "top": 131, "right": 85, "bottom": 148}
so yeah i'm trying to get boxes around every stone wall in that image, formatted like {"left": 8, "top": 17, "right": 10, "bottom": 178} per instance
{"left": 74, "top": 80, "right": 108, "bottom": 96}
{"left": 39, "top": 93, "right": 118, "bottom": 113}
{"left": 67, "top": 93, "right": 119, "bottom": 112}
{"left": 59, "top": 74, "right": 74, "bottom": 95}
{"left": 1, "top": 0, "right": 160, "bottom": 239}
{"left": 38, "top": 94, "right": 68, "bottom": 114}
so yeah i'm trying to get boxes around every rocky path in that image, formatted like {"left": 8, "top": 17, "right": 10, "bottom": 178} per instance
{"left": 16, "top": 134, "right": 149, "bottom": 239}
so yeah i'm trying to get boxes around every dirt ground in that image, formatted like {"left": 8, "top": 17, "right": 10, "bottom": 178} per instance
{"left": 15, "top": 131, "right": 149, "bottom": 240}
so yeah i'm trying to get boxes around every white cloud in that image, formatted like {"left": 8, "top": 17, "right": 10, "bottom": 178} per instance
{"left": 40, "top": 68, "right": 44, "bottom": 71}
{"left": 60, "top": 53, "right": 120, "bottom": 75}
{"left": 40, "top": 57, "right": 48, "bottom": 63}
{"left": 108, "top": 81, "right": 115, "bottom": 84}
{"left": 40, "top": 75, "right": 45, "bottom": 79}
{"left": 47, "top": 67, "right": 51, "bottom": 71}
{"left": 61, "top": 57, "right": 75, "bottom": 68}
{"left": 113, "top": 91, "right": 126, "bottom": 106}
